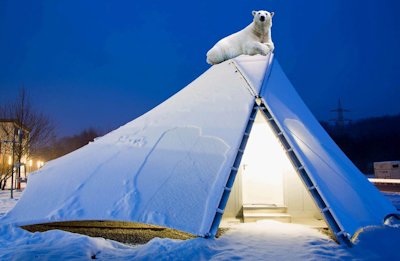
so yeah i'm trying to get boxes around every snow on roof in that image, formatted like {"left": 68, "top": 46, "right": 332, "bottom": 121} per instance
{"left": 2, "top": 53, "right": 397, "bottom": 241}
{"left": 1, "top": 54, "right": 271, "bottom": 236}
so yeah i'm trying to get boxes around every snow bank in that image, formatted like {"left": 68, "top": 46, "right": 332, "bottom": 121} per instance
{"left": 2, "top": 220, "right": 400, "bottom": 260}
{"left": 0, "top": 221, "right": 346, "bottom": 260}
{"left": 351, "top": 225, "right": 400, "bottom": 259}
{"left": 1, "top": 193, "right": 400, "bottom": 260}
{"left": 0, "top": 224, "right": 133, "bottom": 260}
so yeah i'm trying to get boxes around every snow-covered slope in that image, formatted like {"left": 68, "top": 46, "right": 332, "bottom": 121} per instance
{"left": 1, "top": 55, "right": 271, "bottom": 237}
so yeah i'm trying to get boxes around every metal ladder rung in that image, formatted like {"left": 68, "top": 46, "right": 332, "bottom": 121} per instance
{"left": 224, "top": 187, "right": 231, "bottom": 192}
{"left": 216, "top": 208, "right": 224, "bottom": 214}
{"left": 335, "top": 231, "right": 349, "bottom": 238}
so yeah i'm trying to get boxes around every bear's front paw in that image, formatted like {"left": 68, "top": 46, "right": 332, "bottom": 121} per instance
{"left": 259, "top": 47, "right": 269, "bottom": 56}
{"left": 257, "top": 44, "right": 270, "bottom": 56}
{"left": 244, "top": 42, "right": 269, "bottom": 56}
{"left": 265, "top": 43, "right": 274, "bottom": 53}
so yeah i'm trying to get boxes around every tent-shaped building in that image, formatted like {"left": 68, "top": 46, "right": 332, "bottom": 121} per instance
{"left": 2, "top": 54, "right": 397, "bottom": 245}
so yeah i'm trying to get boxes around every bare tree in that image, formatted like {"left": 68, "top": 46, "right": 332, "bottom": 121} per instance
{"left": 0, "top": 87, "right": 55, "bottom": 189}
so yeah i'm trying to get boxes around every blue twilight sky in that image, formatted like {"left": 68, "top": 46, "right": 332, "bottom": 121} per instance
{"left": 1, "top": 1, "right": 399, "bottom": 137}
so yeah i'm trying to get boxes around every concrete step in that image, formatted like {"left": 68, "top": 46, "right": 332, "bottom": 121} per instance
{"left": 243, "top": 213, "right": 292, "bottom": 223}
{"left": 243, "top": 204, "right": 288, "bottom": 214}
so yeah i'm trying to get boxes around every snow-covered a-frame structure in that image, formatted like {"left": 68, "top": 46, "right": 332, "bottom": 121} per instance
{"left": 2, "top": 54, "right": 397, "bottom": 245}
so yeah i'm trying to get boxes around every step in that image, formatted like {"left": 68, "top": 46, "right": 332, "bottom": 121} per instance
{"left": 243, "top": 204, "right": 288, "bottom": 214}
{"left": 243, "top": 213, "right": 292, "bottom": 223}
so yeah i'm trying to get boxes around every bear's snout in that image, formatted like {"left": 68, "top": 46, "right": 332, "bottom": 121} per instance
{"left": 260, "top": 16, "right": 266, "bottom": 22}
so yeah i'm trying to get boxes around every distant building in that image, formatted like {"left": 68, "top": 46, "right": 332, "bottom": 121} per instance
{"left": 0, "top": 119, "right": 30, "bottom": 189}
{"left": 374, "top": 161, "right": 400, "bottom": 179}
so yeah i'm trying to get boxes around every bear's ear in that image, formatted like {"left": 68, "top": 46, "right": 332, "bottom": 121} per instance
{"left": 252, "top": 10, "right": 257, "bottom": 17}
{"left": 270, "top": 12, "right": 275, "bottom": 17}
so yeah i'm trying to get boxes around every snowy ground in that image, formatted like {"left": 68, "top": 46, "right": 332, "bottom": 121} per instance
{"left": 1, "top": 191, "right": 400, "bottom": 260}
{"left": 0, "top": 190, "right": 22, "bottom": 219}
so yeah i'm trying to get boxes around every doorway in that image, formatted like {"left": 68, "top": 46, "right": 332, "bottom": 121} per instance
{"left": 241, "top": 114, "right": 286, "bottom": 207}
{"left": 222, "top": 110, "right": 324, "bottom": 227}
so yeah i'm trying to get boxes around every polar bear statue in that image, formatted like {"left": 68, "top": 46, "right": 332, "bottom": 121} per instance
{"left": 206, "top": 10, "right": 274, "bottom": 65}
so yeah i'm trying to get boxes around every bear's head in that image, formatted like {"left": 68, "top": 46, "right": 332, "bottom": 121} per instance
{"left": 252, "top": 10, "right": 274, "bottom": 27}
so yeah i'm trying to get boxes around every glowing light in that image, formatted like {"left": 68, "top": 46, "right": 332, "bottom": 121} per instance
{"left": 29, "top": 160, "right": 33, "bottom": 167}
{"left": 8, "top": 156, "right": 12, "bottom": 165}
{"left": 37, "top": 161, "right": 42, "bottom": 168}
{"left": 36, "top": 160, "right": 44, "bottom": 168}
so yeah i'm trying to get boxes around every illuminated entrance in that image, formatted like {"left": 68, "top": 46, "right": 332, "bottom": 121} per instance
{"left": 223, "top": 111, "right": 325, "bottom": 226}
{"left": 242, "top": 113, "right": 286, "bottom": 207}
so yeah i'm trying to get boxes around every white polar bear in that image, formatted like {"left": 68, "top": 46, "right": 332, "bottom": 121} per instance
{"left": 206, "top": 10, "right": 274, "bottom": 65}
